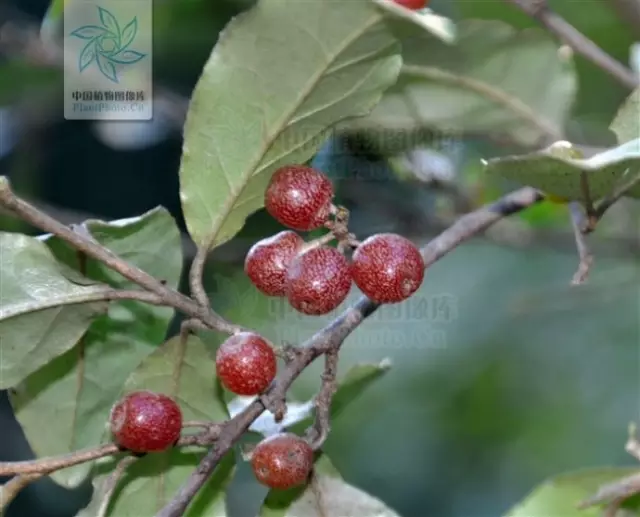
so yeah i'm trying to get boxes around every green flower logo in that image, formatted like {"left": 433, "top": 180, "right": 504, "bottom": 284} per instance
{"left": 70, "top": 7, "right": 146, "bottom": 83}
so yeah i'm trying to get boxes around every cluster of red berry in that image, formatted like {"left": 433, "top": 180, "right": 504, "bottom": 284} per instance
{"left": 107, "top": 165, "right": 426, "bottom": 491}
{"left": 108, "top": 391, "right": 314, "bottom": 489}
{"left": 247, "top": 165, "right": 426, "bottom": 313}
{"left": 214, "top": 165, "right": 425, "bottom": 399}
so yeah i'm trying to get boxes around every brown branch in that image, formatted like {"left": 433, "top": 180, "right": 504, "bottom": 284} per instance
{"left": 568, "top": 202, "right": 593, "bottom": 285}
{"left": 0, "top": 429, "right": 221, "bottom": 477}
{"left": 155, "top": 186, "right": 543, "bottom": 517}
{"left": 578, "top": 424, "right": 640, "bottom": 509}
{"left": 0, "top": 444, "right": 121, "bottom": 476}
{"left": 0, "top": 178, "right": 243, "bottom": 335}
{"left": 504, "top": 0, "right": 639, "bottom": 90}
{"left": 0, "top": 473, "right": 42, "bottom": 512}
{"left": 306, "top": 349, "right": 339, "bottom": 450}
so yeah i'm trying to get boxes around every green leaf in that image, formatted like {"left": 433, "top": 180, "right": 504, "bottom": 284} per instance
{"left": 327, "top": 359, "right": 392, "bottom": 420}
{"left": 0, "top": 233, "right": 109, "bottom": 388}
{"left": 350, "top": 19, "right": 576, "bottom": 152}
{"left": 505, "top": 467, "right": 640, "bottom": 517}
{"left": 484, "top": 138, "right": 640, "bottom": 201}
{"left": 77, "top": 335, "right": 232, "bottom": 517}
{"left": 610, "top": 87, "right": 640, "bottom": 145}
{"left": 179, "top": 0, "right": 401, "bottom": 249}
{"left": 10, "top": 207, "right": 183, "bottom": 488}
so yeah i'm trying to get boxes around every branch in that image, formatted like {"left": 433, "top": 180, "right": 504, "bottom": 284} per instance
{"left": 306, "top": 349, "right": 339, "bottom": 450}
{"left": 504, "top": 0, "right": 639, "bottom": 90}
{"left": 0, "top": 473, "right": 41, "bottom": 512}
{"left": 0, "top": 178, "right": 243, "bottom": 335}
{"left": 0, "top": 429, "right": 221, "bottom": 477}
{"left": 578, "top": 424, "right": 640, "bottom": 509}
{"left": 155, "top": 186, "right": 543, "bottom": 517}
{"left": 568, "top": 202, "right": 593, "bottom": 285}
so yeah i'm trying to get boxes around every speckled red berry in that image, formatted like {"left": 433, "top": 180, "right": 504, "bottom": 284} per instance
{"left": 109, "top": 391, "right": 182, "bottom": 453}
{"left": 251, "top": 433, "right": 314, "bottom": 490}
{"left": 393, "top": 0, "right": 427, "bottom": 9}
{"left": 244, "top": 231, "right": 304, "bottom": 297}
{"left": 216, "top": 332, "right": 277, "bottom": 396}
{"left": 351, "top": 233, "right": 425, "bottom": 304}
{"left": 265, "top": 166, "right": 334, "bottom": 231}
{"left": 285, "top": 246, "right": 352, "bottom": 315}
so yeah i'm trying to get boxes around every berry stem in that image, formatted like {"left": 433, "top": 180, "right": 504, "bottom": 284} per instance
{"left": 297, "top": 232, "right": 337, "bottom": 255}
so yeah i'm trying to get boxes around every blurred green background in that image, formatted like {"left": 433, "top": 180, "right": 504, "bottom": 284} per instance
{"left": 0, "top": 0, "right": 638, "bottom": 516}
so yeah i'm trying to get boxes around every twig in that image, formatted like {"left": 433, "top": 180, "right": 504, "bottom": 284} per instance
{"left": 504, "top": 0, "right": 639, "bottom": 90}
{"left": 96, "top": 456, "right": 137, "bottom": 517}
{"left": 604, "top": 498, "right": 624, "bottom": 517}
{"left": 578, "top": 472, "right": 640, "bottom": 509}
{"left": 306, "top": 349, "right": 339, "bottom": 450}
{"left": 0, "top": 473, "right": 42, "bottom": 512}
{"left": 0, "top": 430, "right": 220, "bottom": 477}
{"left": 0, "top": 178, "right": 243, "bottom": 335}
{"left": 569, "top": 202, "right": 593, "bottom": 285}
{"left": 0, "top": 444, "right": 120, "bottom": 476}
{"left": 154, "top": 187, "right": 543, "bottom": 517}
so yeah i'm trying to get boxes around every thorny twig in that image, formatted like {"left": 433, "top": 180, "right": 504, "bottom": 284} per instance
{"left": 504, "top": 0, "right": 639, "bottom": 89}
{"left": 96, "top": 456, "right": 138, "bottom": 517}
{"left": 568, "top": 202, "right": 593, "bottom": 285}
{"left": 154, "top": 187, "right": 543, "bottom": 517}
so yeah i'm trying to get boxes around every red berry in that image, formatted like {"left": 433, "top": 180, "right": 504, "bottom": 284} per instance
{"left": 393, "top": 0, "right": 427, "bottom": 9}
{"left": 285, "top": 246, "right": 352, "bottom": 315}
{"left": 265, "top": 165, "right": 333, "bottom": 231}
{"left": 109, "top": 391, "right": 182, "bottom": 453}
{"left": 244, "top": 231, "right": 304, "bottom": 297}
{"left": 351, "top": 233, "right": 425, "bottom": 304}
{"left": 216, "top": 332, "right": 277, "bottom": 396}
{"left": 251, "top": 433, "right": 314, "bottom": 490}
